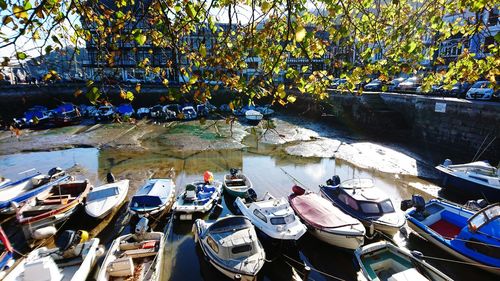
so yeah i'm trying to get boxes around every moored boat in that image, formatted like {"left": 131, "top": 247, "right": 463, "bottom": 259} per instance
{"left": 320, "top": 176, "right": 406, "bottom": 237}
{"left": 245, "top": 110, "right": 263, "bottom": 125}
{"left": 435, "top": 159, "right": 500, "bottom": 202}
{"left": 172, "top": 172, "right": 222, "bottom": 220}
{"left": 85, "top": 178, "right": 129, "bottom": 219}
{"left": 403, "top": 196, "right": 500, "bottom": 276}
{"left": 53, "top": 103, "right": 82, "bottom": 127}
{"left": 355, "top": 241, "right": 453, "bottom": 281}
{"left": 129, "top": 179, "right": 176, "bottom": 219}
{"left": 235, "top": 192, "right": 307, "bottom": 241}
{"left": 181, "top": 106, "right": 197, "bottom": 120}
{"left": 289, "top": 185, "right": 365, "bottom": 250}
{"left": 0, "top": 168, "right": 69, "bottom": 215}
{"left": 223, "top": 169, "right": 254, "bottom": 198}
{"left": 3, "top": 230, "right": 100, "bottom": 281}
{"left": 16, "top": 180, "right": 91, "bottom": 240}
{"left": 193, "top": 216, "right": 266, "bottom": 281}
{"left": 95, "top": 219, "right": 164, "bottom": 281}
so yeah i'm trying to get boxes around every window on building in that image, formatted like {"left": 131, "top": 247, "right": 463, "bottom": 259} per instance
{"left": 483, "top": 36, "right": 495, "bottom": 53}
{"left": 488, "top": 9, "right": 499, "bottom": 26}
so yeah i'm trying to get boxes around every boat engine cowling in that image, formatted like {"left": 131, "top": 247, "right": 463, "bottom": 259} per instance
{"left": 48, "top": 167, "right": 63, "bottom": 178}
{"left": 326, "top": 175, "right": 341, "bottom": 186}
{"left": 135, "top": 217, "right": 149, "bottom": 235}
{"left": 400, "top": 195, "right": 425, "bottom": 212}
{"left": 106, "top": 172, "right": 115, "bottom": 183}
{"left": 56, "top": 230, "right": 89, "bottom": 252}
{"left": 443, "top": 159, "right": 452, "bottom": 167}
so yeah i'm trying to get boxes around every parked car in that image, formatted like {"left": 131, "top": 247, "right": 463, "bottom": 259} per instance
{"left": 466, "top": 81, "right": 496, "bottom": 100}
{"left": 363, "top": 79, "right": 383, "bottom": 91}
{"left": 388, "top": 77, "right": 406, "bottom": 91}
{"left": 397, "top": 76, "right": 422, "bottom": 92}
{"left": 331, "top": 78, "right": 347, "bottom": 89}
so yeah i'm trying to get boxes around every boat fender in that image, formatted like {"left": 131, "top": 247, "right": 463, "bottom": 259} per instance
{"left": 106, "top": 172, "right": 115, "bottom": 183}
{"left": 234, "top": 274, "right": 242, "bottom": 280}
{"left": 292, "top": 185, "right": 306, "bottom": 195}
{"left": 443, "top": 159, "right": 452, "bottom": 167}
{"left": 33, "top": 226, "right": 57, "bottom": 240}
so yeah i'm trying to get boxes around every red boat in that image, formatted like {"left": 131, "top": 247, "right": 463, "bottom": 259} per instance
{"left": 0, "top": 226, "right": 14, "bottom": 278}
{"left": 288, "top": 185, "right": 366, "bottom": 250}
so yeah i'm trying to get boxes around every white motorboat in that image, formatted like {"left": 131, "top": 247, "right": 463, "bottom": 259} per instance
{"left": 193, "top": 216, "right": 266, "bottom": 281}
{"left": 235, "top": 192, "right": 307, "bottom": 241}
{"left": 129, "top": 179, "right": 176, "bottom": 219}
{"left": 96, "top": 218, "right": 164, "bottom": 281}
{"left": 289, "top": 186, "right": 366, "bottom": 250}
{"left": 173, "top": 179, "right": 222, "bottom": 220}
{"left": 355, "top": 241, "right": 452, "bottom": 281}
{"left": 4, "top": 231, "right": 100, "bottom": 281}
{"left": 85, "top": 179, "right": 129, "bottom": 219}
{"left": 436, "top": 159, "right": 500, "bottom": 202}
{"left": 245, "top": 110, "right": 263, "bottom": 125}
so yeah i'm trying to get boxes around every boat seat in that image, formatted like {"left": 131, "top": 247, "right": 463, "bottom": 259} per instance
{"left": 226, "top": 179, "right": 246, "bottom": 187}
{"left": 440, "top": 210, "right": 467, "bottom": 227}
{"left": 429, "top": 219, "right": 461, "bottom": 238}
{"left": 119, "top": 240, "right": 157, "bottom": 251}
{"left": 43, "top": 195, "right": 72, "bottom": 205}
{"left": 23, "top": 204, "right": 63, "bottom": 216}
{"left": 108, "top": 256, "right": 134, "bottom": 277}
{"left": 122, "top": 247, "right": 157, "bottom": 259}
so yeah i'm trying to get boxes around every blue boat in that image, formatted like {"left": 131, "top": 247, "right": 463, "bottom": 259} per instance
{"left": 435, "top": 159, "right": 500, "bottom": 202}
{"left": 0, "top": 171, "right": 70, "bottom": 215}
{"left": 404, "top": 197, "right": 500, "bottom": 276}
{"left": 320, "top": 177, "right": 406, "bottom": 237}
{"left": 13, "top": 106, "right": 53, "bottom": 128}
{"left": 116, "top": 103, "right": 135, "bottom": 118}
{"left": 129, "top": 179, "right": 176, "bottom": 218}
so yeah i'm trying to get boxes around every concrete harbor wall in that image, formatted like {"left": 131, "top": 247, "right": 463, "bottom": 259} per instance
{"left": 320, "top": 92, "right": 500, "bottom": 161}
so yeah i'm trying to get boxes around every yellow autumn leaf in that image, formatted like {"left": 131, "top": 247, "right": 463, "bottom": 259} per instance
{"left": 13, "top": 6, "right": 28, "bottom": 19}
{"left": 295, "top": 26, "right": 306, "bottom": 42}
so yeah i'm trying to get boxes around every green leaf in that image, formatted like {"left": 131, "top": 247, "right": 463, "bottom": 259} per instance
{"left": 295, "top": 26, "right": 306, "bottom": 42}
{"left": 408, "top": 42, "right": 417, "bottom": 53}
{"left": 495, "top": 33, "right": 500, "bottom": 43}
{"left": 189, "top": 75, "right": 198, "bottom": 84}
{"left": 135, "top": 33, "right": 146, "bottom": 45}
{"left": 287, "top": 95, "right": 296, "bottom": 103}
{"left": 116, "top": 11, "right": 124, "bottom": 19}
{"left": 45, "top": 45, "right": 52, "bottom": 54}
{"left": 0, "top": 0, "right": 6, "bottom": 10}
{"left": 199, "top": 44, "right": 206, "bottom": 57}
{"left": 23, "top": 0, "right": 32, "bottom": 10}
{"left": 16, "top": 52, "right": 27, "bottom": 60}
{"left": 86, "top": 87, "right": 100, "bottom": 104}
{"left": 186, "top": 3, "right": 196, "bottom": 19}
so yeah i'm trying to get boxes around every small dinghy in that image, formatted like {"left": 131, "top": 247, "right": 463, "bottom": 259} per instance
{"left": 320, "top": 176, "right": 406, "bottom": 237}
{"left": 0, "top": 226, "right": 14, "bottom": 279}
{"left": 0, "top": 168, "right": 68, "bottom": 215}
{"left": 355, "top": 241, "right": 452, "bottom": 281}
{"left": 223, "top": 168, "right": 254, "bottom": 198}
{"left": 96, "top": 217, "right": 165, "bottom": 281}
{"left": 235, "top": 192, "right": 307, "bottom": 241}
{"left": 435, "top": 159, "right": 500, "bottom": 202}
{"left": 402, "top": 196, "right": 500, "bottom": 276}
{"left": 129, "top": 179, "right": 176, "bottom": 219}
{"left": 3, "top": 230, "right": 100, "bottom": 281}
{"left": 245, "top": 110, "right": 263, "bottom": 125}
{"left": 16, "top": 180, "right": 91, "bottom": 240}
{"left": 181, "top": 106, "right": 197, "bottom": 120}
{"left": 173, "top": 171, "right": 222, "bottom": 220}
{"left": 289, "top": 185, "right": 365, "bottom": 250}
{"left": 85, "top": 175, "right": 129, "bottom": 219}
{"left": 193, "top": 216, "right": 266, "bottom": 281}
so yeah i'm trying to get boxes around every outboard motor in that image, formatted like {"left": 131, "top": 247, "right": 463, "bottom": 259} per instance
{"left": 48, "top": 167, "right": 63, "bottom": 178}
{"left": 246, "top": 188, "right": 258, "bottom": 202}
{"left": 56, "top": 230, "right": 89, "bottom": 252}
{"left": 465, "top": 199, "right": 488, "bottom": 211}
{"left": 229, "top": 168, "right": 238, "bottom": 177}
{"left": 135, "top": 217, "right": 149, "bottom": 236}
{"left": 443, "top": 159, "right": 452, "bottom": 167}
{"left": 400, "top": 194, "right": 425, "bottom": 212}
{"left": 106, "top": 172, "right": 115, "bottom": 183}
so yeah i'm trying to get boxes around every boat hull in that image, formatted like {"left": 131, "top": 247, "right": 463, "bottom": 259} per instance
{"left": 407, "top": 219, "right": 500, "bottom": 276}
{"left": 437, "top": 166, "right": 500, "bottom": 202}
{"left": 224, "top": 187, "right": 248, "bottom": 198}
{"left": 309, "top": 228, "right": 364, "bottom": 250}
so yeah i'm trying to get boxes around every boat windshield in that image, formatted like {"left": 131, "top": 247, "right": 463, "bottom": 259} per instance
{"left": 359, "top": 202, "right": 380, "bottom": 214}
{"left": 270, "top": 214, "right": 295, "bottom": 225}
{"left": 379, "top": 200, "right": 395, "bottom": 213}
{"left": 209, "top": 217, "right": 253, "bottom": 233}
{"left": 468, "top": 204, "right": 500, "bottom": 231}
{"left": 88, "top": 187, "right": 119, "bottom": 201}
